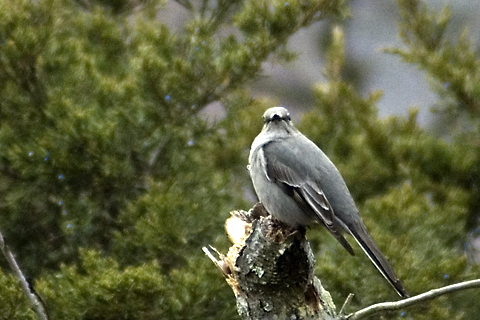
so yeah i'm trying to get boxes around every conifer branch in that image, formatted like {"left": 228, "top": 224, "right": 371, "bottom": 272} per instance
{"left": 0, "top": 229, "right": 49, "bottom": 320}
{"left": 345, "top": 279, "right": 480, "bottom": 320}
{"left": 175, "top": 0, "right": 193, "bottom": 11}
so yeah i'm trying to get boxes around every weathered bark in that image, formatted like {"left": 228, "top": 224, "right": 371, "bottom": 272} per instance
{"left": 207, "top": 203, "right": 337, "bottom": 320}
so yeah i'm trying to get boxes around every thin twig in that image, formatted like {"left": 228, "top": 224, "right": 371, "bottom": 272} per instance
{"left": 339, "top": 293, "right": 354, "bottom": 316}
{"left": 346, "top": 279, "right": 480, "bottom": 320}
{"left": 0, "top": 229, "right": 49, "bottom": 320}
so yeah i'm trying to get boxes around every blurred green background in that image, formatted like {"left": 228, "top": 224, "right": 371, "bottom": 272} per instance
{"left": 0, "top": 0, "right": 479, "bottom": 319}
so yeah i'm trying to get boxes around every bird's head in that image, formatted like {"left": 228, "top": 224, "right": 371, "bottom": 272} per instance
{"left": 263, "top": 107, "right": 291, "bottom": 124}
{"left": 261, "top": 107, "right": 297, "bottom": 137}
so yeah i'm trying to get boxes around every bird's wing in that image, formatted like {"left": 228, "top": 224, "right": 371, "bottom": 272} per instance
{"left": 261, "top": 140, "right": 408, "bottom": 296}
{"left": 264, "top": 147, "right": 355, "bottom": 255}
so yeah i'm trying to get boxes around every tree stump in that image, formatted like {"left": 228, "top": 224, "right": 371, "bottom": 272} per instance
{"left": 206, "top": 203, "right": 337, "bottom": 320}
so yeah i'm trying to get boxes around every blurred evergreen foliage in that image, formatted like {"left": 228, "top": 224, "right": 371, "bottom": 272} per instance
{"left": 0, "top": 0, "right": 478, "bottom": 319}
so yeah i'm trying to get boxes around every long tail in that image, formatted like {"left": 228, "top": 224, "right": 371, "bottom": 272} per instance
{"left": 349, "top": 223, "right": 409, "bottom": 298}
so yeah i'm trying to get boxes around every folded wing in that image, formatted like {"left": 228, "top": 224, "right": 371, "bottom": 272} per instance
{"left": 265, "top": 154, "right": 355, "bottom": 255}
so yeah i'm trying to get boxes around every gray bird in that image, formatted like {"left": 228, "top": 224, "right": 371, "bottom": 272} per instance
{"left": 248, "top": 106, "right": 408, "bottom": 297}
